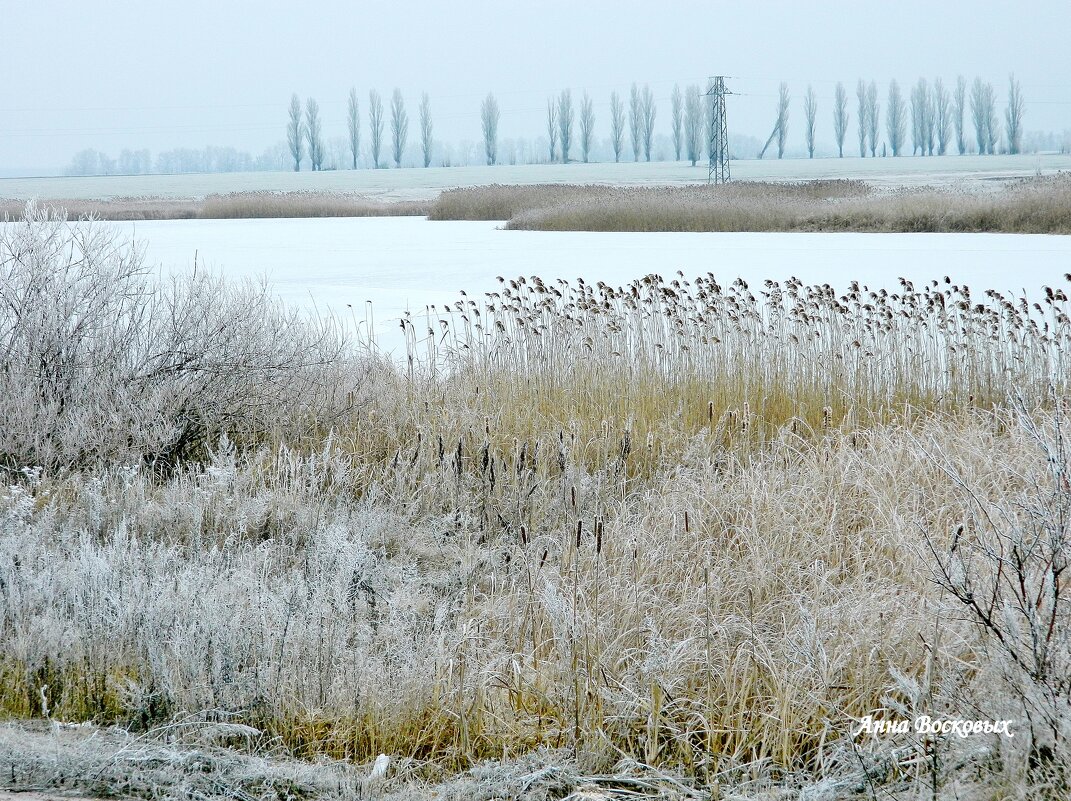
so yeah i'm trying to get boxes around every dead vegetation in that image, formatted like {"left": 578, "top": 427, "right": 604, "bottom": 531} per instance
{"left": 430, "top": 173, "right": 1071, "bottom": 233}
{"left": 0, "top": 191, "right": 431, "bottom": 222}
{"left": 4, "top": 173, "right": 1071, "bottom": 232}
{"left": 2, "top": 209, "right": 1071, "bottom": 798}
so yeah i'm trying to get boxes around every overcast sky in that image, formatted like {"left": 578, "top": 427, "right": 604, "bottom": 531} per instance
{"left": 2, "top": 0, "right": 1069, "bottom": 171}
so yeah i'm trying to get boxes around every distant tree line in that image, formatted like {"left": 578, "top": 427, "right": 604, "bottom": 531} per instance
{"left": 64, "top": 145, "right": 288, "bottom": 177}
{"left": 772, "top": 73, "right": 1027, "bottom": 161}
{"left": 63, "top": 74, "right": 1053, "bottom": 177}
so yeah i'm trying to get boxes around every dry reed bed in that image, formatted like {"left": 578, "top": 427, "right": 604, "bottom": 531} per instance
{"left": 384, "top": 272, "right": 1071, "bottom": 482}
{"left": 0, "top": 191, "right": 432, "bottom": 221}
{"left": 430, "top": 174, "right": 1071, "bottom": 233}
{"left": 0, "top": 414, "right": 1022, "bottom": 777}
{"left": 3, "top": 210, "right": 1071, "bottom": 796}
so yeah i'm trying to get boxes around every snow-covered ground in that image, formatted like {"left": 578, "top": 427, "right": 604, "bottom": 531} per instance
{"left": 6, "top": 153, "right": 1071, "bottom": 201}
{"left": 120, "top": 216, "right": 1071, "bottom": 356}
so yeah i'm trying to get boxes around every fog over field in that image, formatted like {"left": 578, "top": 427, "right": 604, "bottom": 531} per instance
{"left": 1, "top": 0, "right": 1070, "bottom": 175}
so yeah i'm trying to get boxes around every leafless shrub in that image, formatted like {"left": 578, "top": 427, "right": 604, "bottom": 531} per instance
{"left": 924, "top": 398, "right": 1071, "bottom": 785}
{"left": 0, "top": 202, "right": 359, "bottom": 473}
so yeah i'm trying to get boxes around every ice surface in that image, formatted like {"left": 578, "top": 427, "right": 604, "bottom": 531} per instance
{"left": 119, "top": 216, "right": 1071, "bottom": 357}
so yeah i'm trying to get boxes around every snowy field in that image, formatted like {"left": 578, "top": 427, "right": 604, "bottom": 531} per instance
{"left": 7, "top": 153, "right": 1071, "bottom": 201}
{"left": 120, "top": 216, "right": 1071, "bottom": 356}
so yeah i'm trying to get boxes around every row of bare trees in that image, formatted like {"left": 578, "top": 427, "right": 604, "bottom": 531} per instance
{"left": 541, "top": 83, "right": 657, "bottom": 164}
{"left": 285, "top": 75, "right": 1026, "bottom": 171}
{"left": 288, "top": 89, "right": 433, "bottom": 170}
{"left": 811, "top": 74, "right": 1025, "bottom": 159}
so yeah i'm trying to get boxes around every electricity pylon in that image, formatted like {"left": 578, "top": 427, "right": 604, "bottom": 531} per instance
{"left": 706, "top": 76, "right": 730, "bottom": 183}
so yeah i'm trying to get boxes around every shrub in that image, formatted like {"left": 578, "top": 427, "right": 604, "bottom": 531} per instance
{"left": 0, "top": 202, "right": 359, "bottom": 474}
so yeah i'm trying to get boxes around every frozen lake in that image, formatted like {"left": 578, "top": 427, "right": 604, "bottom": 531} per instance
{"left": 119, "top": 216, "right": 1071, "bottom": 355}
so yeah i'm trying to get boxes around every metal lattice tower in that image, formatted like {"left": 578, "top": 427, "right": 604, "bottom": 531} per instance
{"left": 706, "top": 76, "right": 730, "bottom": 184}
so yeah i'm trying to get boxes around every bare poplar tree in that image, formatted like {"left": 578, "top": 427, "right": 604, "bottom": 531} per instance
{"left": 629, "top": 83, "right": 642, "bottom": 161}
{"left": 304, "top": 98, "right": 324, "bottom": 171}
{"left": 856, "top": 80, "right": 868, "bottom": 157}
{"left": 984, "top": 83, "right": 999, "bottom": 154}
{"left": 970, "top": 77, "right": 996, "bottom": 154}
{"left": 803, "top": 85, "right": 817, "bottom": 158}
{"left": 934, "top": 78, "right": 951, "bottom": 155}
{"left": 481, "top": 92, "right": 500, "bottom": 165}
{"left": 579, "top": 92, "right": 595, "bottom": 163}
{"left": 776, "top": 82, "right": 789, "bottom": 159}
{"left": 346, "top": 88, "right": 360, "bottom": 169}
{"left": 954, "top": 75, "right": 967, "bottom": 154}
{"left": 390, "top": 89, "right": 408, "bottom": 167}
{"left": 866, "top": 81, "right": 879, "bottom": 157}
{"left": 833, "top": 82, "right": 848, "bottom": 157}
{"left": 368, "top": 90, "right": 384, "bottom": 168}
{"left": 670, "top": 84, "right": 683, "bottom": 160}
{"left": 1005, "top": 73, "right": 1025, "bottom": 155}
{"left": 287, "top": 93, "right": 304, "bottom": 171}
{"left": 609, "top": 91, "right": 625, "bottom": 162}
{"left": 419, "top": 92, "right": 433, "bottom": 167}
{"left": 684, "top": 85, "right": 702, "bottom": 166}
{"left": 557, "top": 89, "right": 574, "bottom": 162}
{"left": 640, "top": 85, "right": 656, "bottom": 161}
{"left": 886, "top": 80, "right": 906, "bottom": 156}
{"left": 924, "top": 80, "right": 937, "bottom": 155}
{"left": 910, "top": 78, "right": 930, "bottom": 155}
{"left": 544, "top": 97, "right": 561, "bottom": 160}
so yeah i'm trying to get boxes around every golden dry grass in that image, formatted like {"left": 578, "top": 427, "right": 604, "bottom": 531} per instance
{"left": 3, "top": 208, "right": 1071, "bottom": 796}
{"left": 429, "top": 174, "right": 1071, "bottom": 233}
{"left": 0, "top": 191, "right": 432, "bottom": 221}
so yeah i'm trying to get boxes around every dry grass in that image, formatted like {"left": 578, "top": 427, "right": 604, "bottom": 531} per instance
{"left": 428, "top": 174, "right": 1071, "bottom": 233}
{"left": 0, "top": 191, "right": 432, "bottom": 221}
{"left": 5, "top": 174, "right": 1070, "bottom": 232}
{"left": 2, "top": 212, "right": 1071, "bottom": 798}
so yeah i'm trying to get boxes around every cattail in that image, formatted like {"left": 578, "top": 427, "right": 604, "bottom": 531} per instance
{"left": 576, "top": 520, "right": 583, "bottom": 548}
{"left": 595, "top": 518, "right": 603, "bottom": 554}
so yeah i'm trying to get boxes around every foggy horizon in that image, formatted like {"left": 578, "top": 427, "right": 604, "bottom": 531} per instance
{"left": 2, "top": 0, "right": 1069, "bottom": 174}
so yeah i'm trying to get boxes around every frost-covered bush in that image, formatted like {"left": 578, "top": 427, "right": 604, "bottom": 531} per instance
{"left": 0, "top": 202, "right": 358, "bottom": 473}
